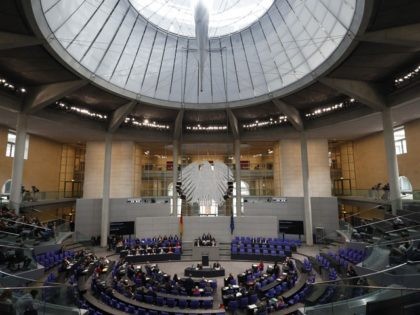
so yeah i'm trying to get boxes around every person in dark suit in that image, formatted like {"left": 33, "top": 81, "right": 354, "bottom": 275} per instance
{"left": 213, "top": 262, "right": 221, "bottom": 269}
{"left": 184, "top": 276, "right": 195, "bottom": 295}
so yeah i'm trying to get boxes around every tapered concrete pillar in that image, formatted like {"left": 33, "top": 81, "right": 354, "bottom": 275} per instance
{"left": 382, "top": 108, "right": 402, "bottom": 215}
{"left": 100, "top": 133, "right": 112, "bottom": 248}
{"left": 10, "top": 113, "right": 28, "bottom": 214}
{"left": 234, "top": 139, "right": 242, "bottom": 216}
{"left": 172, "top": 140, "right": 179, "bottom": 215}
{"left": 301, "top": 132, "right": 313, "bottom": 246}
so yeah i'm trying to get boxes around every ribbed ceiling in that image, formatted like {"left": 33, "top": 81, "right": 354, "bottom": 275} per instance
{"left": 34, "top": 0, "right": 364, "bottom": 108}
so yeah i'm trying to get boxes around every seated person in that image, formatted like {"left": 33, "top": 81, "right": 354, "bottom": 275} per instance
{"left": 393, "top": 216, "right": 404, "bottom": 229}
{"left": 276, "top": 296, "right": 286, "bottom": 309}
{"left": 226, "top": 273, "right": 234, "bottom": 285}
{"left": 273, "top": 262, "right": 280, "bottom": 277}
{"left": 346, "top": 265, "right": 358, "bottom": 285}
{"left": 213, "top": 261, "right": 221, "bottom": 269}
{"left": 192, "top": 286, "right": 201, "bottom": 296}
{"left": 258, "top": 260, "right": 264, "bottom": 271}
{"left": 204, "top": 282, "right": 213, "bottom": 295}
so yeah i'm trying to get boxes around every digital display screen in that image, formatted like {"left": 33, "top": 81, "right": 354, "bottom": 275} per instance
{"left": 279, "top": 220, "right": 304, "bottom": 235}
{"left": 110, "top": 221, "right": 134, "bottom": 235}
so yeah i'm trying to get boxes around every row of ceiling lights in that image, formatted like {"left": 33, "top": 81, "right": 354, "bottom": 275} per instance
{"left": 56, "top": 101, "right": 108, "bottom": 120}
{"left": 304, "top": 98, "right": 355, "bottom": 118}
{"left": 0, "top": 77, "right": 26, "bottom": 94}
{"left": 185, "top": 124, "right": 228, "bottom": 131}
{"left": 124, "top": 116, "right": 171, "bottom": 130}
{"left": 394, "top": 64, "right": 420, "bottom": 87}
{"left": 0, "top": 61, "right": 418, "bottom": 131}
{"left": 242, "top": 116, "right": 288, "bottom": 129}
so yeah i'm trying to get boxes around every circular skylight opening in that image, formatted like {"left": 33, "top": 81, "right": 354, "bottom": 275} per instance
{"left": 129, "top": 0, "right": 275, "bottom": 37}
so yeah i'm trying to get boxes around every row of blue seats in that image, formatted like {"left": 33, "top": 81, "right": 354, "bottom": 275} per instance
{"left": 225, "top": 294, "right": 258, "bottom": 312}
{"left": 326, "top": 252, "right": 349, "bottom": 270}
{"left": 302, "top": 259, "right": 312, "bottom": 273}
{"left": 232, "top": 243, "right": 294, "bottom": 251}
{"left": 264, "top": 279, "right": 295, "bottom": 299}
{"left": 94, "top": 286, "right": 223, "bottom": 315}
{"left": 35, "top": 250, "right": 74, "bottom": 270}
{"left": 232, "top": 247, "right": 290, "bottom": 257}
{"left": 123, "top": 238, "right": 181, "bottom": 247}
{"left": 287, "top": 284, "right": 311, "bottom": 307}
{"left": 316, "top": 254, "right": 332, "bottom": 270}
{"left": 232, "top": 236, "right": 302, "bottom": 246}
{"left": 338, "top": 248, "right": 365, "bottom": 264}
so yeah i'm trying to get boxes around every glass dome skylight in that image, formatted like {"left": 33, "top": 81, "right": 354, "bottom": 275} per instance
{"left": 128, "top": 0, "right": 274, "bottom": 37}
{"left": 34, "top": 0, "right": 365, "bottom": 109}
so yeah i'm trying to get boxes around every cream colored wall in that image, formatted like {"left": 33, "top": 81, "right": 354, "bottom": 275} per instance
{"left": 83, "top": 142, "right": 104, "bottom": 198}
{"left": 352, "top": 118, "right": 420, "bottom": 190}
{"left": 280, "top": 139, "right": 303, "bottom": 196}
{"left": 308, "top": 139, "right": 332, "bottom": 197}
{"left": 110, "top": 142, "right": 135, "bottom": 198}
{"left": 353, "top": 132, "right": 387, "bottom": 189}
{"left": 133, "top": 144, "right": 143, "bottom": 197}
{"left": 0, "top": 126, "right": 61, "bottom": 192}
{"left": 83, "top": 141, "right": 136, "bottom": 198}
{"left": 279, "top": 139, "right": 331, "bottom": 197}
{"left": 24, "top": 135, "right": 62, "bottom": 191}
{"left": 398, "top": 119, "right": 420, "bottom": 189}
{"left": 272, "top": 142, "right": 281, "bottom": 196}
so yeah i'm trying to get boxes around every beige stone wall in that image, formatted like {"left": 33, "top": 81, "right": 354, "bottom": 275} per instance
{"left": 25, "top": 135, "right": 62, "bottom": 191}
{"left": 308, "top": 139, "right": 331, "bottom": 197}
{"left": 353, "top": 132, "right": 387, "bottom": 189}
{"left": 398, "top": 119, "right": 420, "bottom": 189}
{"left": 280, "top": 139, "right": 303, "bottom": 196}
{"left": 272, "top": 142, "right": 281, "bottom": 196}
{"left": 352, "top": 118, "right": 420, "bottom": 190}
{"left": 110, "top": 142, "right": 135, "bottom": 198}
{"left": 0, "top": 126, "right": 61, "bottom": 193}
{"left": 83, "top": 141, "right": 136, "bottom": 198}
{"left": 133, "top": 144, "right": 143, "bottom": 197}
{"left": 279, "top": 139, "right": 331, "bottom": 197}
{"left": 83, "top": 142, "right": 105, "bottom": 198}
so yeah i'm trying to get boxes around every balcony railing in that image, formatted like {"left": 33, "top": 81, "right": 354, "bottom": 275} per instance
{"left": 333, "top": 189, "right": 420, "bottom": 201}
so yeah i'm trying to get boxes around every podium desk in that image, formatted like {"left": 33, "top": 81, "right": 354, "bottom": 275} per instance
{"left": 192, "top": 246, "right": 220, "bottom": 260}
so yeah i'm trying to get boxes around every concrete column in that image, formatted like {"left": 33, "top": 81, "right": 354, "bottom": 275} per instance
{"left": 100, "top": 133, "right": 112, "bottom": 248}
{"left": 382, "top": 108, "right": 402, "bottom": 215}
{"left": 234, "top": 139, "right": 242, "bottom": 216}
{"left": 10, "top": 113, "right": 27, "bottom": 214}
{"left": 301, "top": 132, "right": 313, "bottom": 246}
{"left": 172, "top": 140, "right": 179, "bottom": 215}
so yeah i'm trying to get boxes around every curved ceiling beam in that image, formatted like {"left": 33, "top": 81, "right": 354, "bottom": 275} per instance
{"left": 174, "top": 109, "right": 184, "bottom": 140}
{"left": 361, "top": 23, "right": 420, "bottom": 49}
{"left": 0, "top": 31, "right": 42, "bottom": 50}
{"left": 108, "top": 100, "right": 137, "bottom": 133}
{"left": 272, "top": 99, "right": 303, "bottom": 132}
{"left": 319, "top": 78, "right": 387, "bottom": 111}
{"left": 227, "top": 109, "right": 239, "bottom": 140}
{"left": 23, "top": 80, "right": 88, "bottom": 114}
